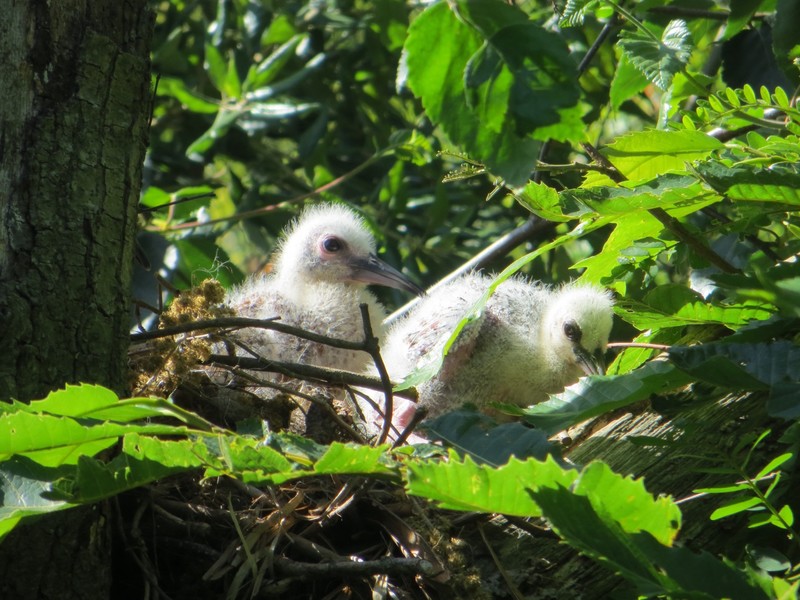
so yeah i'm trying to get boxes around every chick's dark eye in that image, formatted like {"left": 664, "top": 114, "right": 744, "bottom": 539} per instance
{"left": 563, "top": 320, "right": 582, "bottom": 343}
{"left": 322, "top": 236, "right": 343, "bottom": 253}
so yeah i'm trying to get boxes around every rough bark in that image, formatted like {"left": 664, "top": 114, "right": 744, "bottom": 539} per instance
{"left": 0, "top": 0, "right": 151, "bottom": 401}
{"left": 0, "top": 2, "right": 152, "bottom": 598}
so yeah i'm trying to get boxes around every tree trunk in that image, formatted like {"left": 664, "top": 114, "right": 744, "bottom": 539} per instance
{"left": 0, "top": 2, "right": 152, "bottom": 597}
{"left": 0, "top": 0, "right": 151, "bottom": 401}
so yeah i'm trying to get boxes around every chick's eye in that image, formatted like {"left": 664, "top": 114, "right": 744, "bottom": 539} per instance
{"left": 563, "top": 320, "right": 582, "bottom": 343}
{"left": 322, "top": 236, "right": 343, "bottom": 253}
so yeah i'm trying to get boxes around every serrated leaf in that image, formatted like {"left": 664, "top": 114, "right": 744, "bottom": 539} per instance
{"left": 572, "top": 462, "right": 682, "bottom": 546}
{"left": 602, "top": 130, "right": 724, "bottom": 180}
{"left": 404, "top": 0, "right": 581, "bottom": 185}
{"left": 669, "top": 341, "right": 800, "bottom": 390}
{"left": 559, "top": 0, "right": 599, "bottom": 27}
{"left": 615, "top": 285, "right": 773, "bottom": 331}
{"left": 562, "top": 174, "right": 720, "bottom": 217}
{"left": 405, "top": 454, "right": 577, "bottom": 516}
{"left": 0, "top": 410, "right": 195, "bottom": 466}
{"left": 518, "top": 361, "right": 691, "bottom": 435}
{"left": 513, "top": 181, "right": 572, "bottom": 222}
{"left": 313, "top": 443, "right": 394, "bottom": 477}
{"left": 67, "top": 434, "right": 206, "bottom": 503}
{"left": 532, "top": 482, "right": 768, "bottom": 598}
{"left": 618, "top": 19, "right": 692, "bottom": 91}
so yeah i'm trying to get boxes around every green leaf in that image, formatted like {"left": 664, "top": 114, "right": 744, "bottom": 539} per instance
{"left": 204, "top": 43, "right": 229, "bottom": 95}
{"left": 601, "top": 130, "right": 724, "bottom": 180}
{"left": 572, "top": 462, "right": 682, "bottom": 546}
{"left": 67, "top": 434, "right": 206, "bottom": 503}
{"left": 773, "top": 0, "right": 800, "bottom": 84}
{"left": 725, "top": 0, "right": 767, "bottom": 40}
{"left": 575, "top": 212, "right": 665, "bottom": 290}
{"left": 313, "top": 443, "right": 394, "bottom": 477}
{"left": 610, "top": 52, "right": 650, "bottom": 111}
{"left": 532, "top": 483, "right": 768, "bottom": 598}
{"left": 518, "top": 361, "right": 691, "bottom": 435}
{"left": 709, "top": 496, "right": 762, "bottom": 520}
{"left": 0, "top": 457, "right": 74, "bottom": 540}
{"left": 669, "top": 341, "right": 800, "bottom": 390}
{"left": 559, "top": 0, "right": 600, "bottom": 27}
{"left": 404, "top": 0, "right": 580, "bottom": 185}
{"left": 0, "top": 411, "right": 194, "bottom": 467}
{"left": 186, "top": 107, "right": 242, "bottom": 157}
{"left": 246, "top": 36, "right": 298, "bottom": 91}
{"left": 755, "top": 452, "right": 793, "bottom": 480}
{"left": 618, "top": 20, "right": 692, "bottom": 90}
{"left": 405, "top": 454, "right": 577, "bottom": 517}
{"left": 421, "top": 410, "right": 557, "bottom": 466}
{"left": 562, "top": 174, "right": 720, "bottom": 217}
{"left": 157, "top": 78, "right": 219, "bottom": 114}
{"left": 513, "top": 181, "right": 572, "bottom": 222}
{"left": 615, "top": 285, "right": 773, "bottom": 330}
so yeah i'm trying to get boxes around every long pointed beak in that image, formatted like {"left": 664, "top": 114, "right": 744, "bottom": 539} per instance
{"left": 348, "top": 253, "right": 425, "bottom": 296}
{"left": 574, "top": 346, "right": 605, "bottom": 376}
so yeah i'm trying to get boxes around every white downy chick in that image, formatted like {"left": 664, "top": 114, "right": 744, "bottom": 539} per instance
{"left": 363, "top": 273, "right": 613, "bottom": 438}
{"left": 221, "top": 203, "right": 422, "bottom": 373}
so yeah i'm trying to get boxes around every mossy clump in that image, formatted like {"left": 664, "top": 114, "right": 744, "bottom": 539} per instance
{"left": 129, "top": 279, "right": 234, "bottom": 396}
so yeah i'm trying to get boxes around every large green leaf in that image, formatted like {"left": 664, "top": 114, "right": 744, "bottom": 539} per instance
{"left": 616, "top": 285, "right": 774, "bottom": 331}
{"left": 403, "top": 0, "right": 580, "bottom": 184}
{"left": 601, "top": 130, "right": 724, "bottom": 181}
{"left": 405, "top": 453, "right": 577, "bottom": 516}
{"left": 696, "top": 162, "right": 800, "bottom": 205}
{"left": 562, "top": 174, "right": 720, "bottom": 216}
{"left": 533, "top": 482, "right": 769, "bottom": 598}
{"left": 63, "top": 434, "right": 207, "bottom": 503}
{"left": 0, "top": 411, "right": 194, "bottom": 467}
{"left": 517, "top": 361, "right": 692, "bottom": 435}
{"left": 669, "top": 341, "right": 800, "bottom": 390}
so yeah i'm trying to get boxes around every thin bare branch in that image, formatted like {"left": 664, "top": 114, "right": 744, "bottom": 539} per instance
{"left": 130, "top": 316, "right": 365, "bottom": 352}
{"left": 205, "top": 354, "right": 417, "bottom": 401}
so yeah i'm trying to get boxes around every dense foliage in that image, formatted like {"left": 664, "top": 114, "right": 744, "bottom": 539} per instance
{"left": 4, "top": 0, "right": 800, "bottom": 597}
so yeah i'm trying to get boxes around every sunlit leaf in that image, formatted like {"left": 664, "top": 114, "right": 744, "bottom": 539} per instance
{"left": 618, "top": 20, "right": 692, "bottom": 91}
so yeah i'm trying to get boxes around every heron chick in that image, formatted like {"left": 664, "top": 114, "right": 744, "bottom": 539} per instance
{"left": 222, "top": 203, "right": 422, "bottom": 372}
{"left": 362, "top": 273, "right": 613, "bottom": 437}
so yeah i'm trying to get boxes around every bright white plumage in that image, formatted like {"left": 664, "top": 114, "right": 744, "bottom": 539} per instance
{"left": 219, "top": 203, "right": 422, "bottom": 375}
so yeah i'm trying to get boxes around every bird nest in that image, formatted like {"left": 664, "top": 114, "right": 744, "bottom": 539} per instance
{"left": 126, "top": 280, "right": 501, "bottom": 598}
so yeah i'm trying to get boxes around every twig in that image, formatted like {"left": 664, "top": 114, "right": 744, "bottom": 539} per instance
{"left": 478, "top": 523, "right": 526, "bottom": 600}
{"left": 357, "top": 304, "right": 398, "bottom": 445}
{"left": 392, "top": 406, "right": 429, "bottom": 448}
{"left": 386, "top": 217, "right": 554, "bottom": 323}
{"left": 130, "top": 316, "right": 365, "bottom": 352}
{"left": 577, "top": 15, "right": 619, "bottom": 74}
{"left": 205, "top": 354, "right": 417, "bottom": 400}
{"left": 211, "top": 363, "right": 368, "bottom": 443}
{"left": 607, "top": 342, "right": 671, "bottom": 351}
